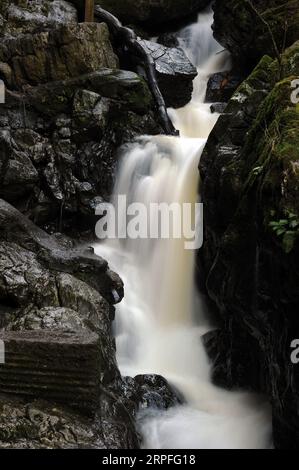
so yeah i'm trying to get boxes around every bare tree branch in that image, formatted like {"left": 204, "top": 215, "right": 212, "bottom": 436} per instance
{"left": 95, "top": 6, "right": 179, "bottom": 136}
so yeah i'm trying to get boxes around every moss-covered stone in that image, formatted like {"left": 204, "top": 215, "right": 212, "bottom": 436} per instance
{"left": 200, "top": 41, "right": 299, "bottom": 448}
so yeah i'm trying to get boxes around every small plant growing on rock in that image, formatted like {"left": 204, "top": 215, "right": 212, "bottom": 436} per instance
{"left": 269, "top": 211, "right": 299, "bottom": 253}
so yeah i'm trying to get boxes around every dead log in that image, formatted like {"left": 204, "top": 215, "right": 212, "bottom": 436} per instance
{"left": 94, "top": 6, "right": 179, "bottom": 136}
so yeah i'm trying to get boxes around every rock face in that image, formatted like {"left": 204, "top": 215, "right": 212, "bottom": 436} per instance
{"left": 0, "top": 22, "right": 118, "bottom": 89}
{"left": 0, "top": 70, "right": 159, "bottom": 230}
{"left": 1, "top": 0, "right": 78, "bottom": 37}
{"left": 0, "top": 394, "right": 138, "bottom": 448}
{"left": 139, "top": 40, "right": 197, "bottom": 108}
{"left": 0, "top": 199, "right": 140, "bottom": 448}
{"left": 213, "top": 0, "right": 299, "bottom": 68}
{"left": 121, "top": 375, "right": 183, "bottom": 417}
{"left": 91, "top": 0, "right": 210, "bottom": 26}
{"left": 199, "top": 42, "right": 299, "bottom": 449}
{"left": 0, "top": 198, "right": 122, "bottom": 371}
{"left": 0, "top": 1, "right": 162, "bottom": 232}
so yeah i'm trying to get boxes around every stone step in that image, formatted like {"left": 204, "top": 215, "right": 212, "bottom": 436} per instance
{"left": 0, "top": 329, "right": 101, "bottom": 414}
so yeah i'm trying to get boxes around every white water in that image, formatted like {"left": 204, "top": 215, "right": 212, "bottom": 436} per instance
{"left": 95, "top": 10, "right": 272, "bottom": 449}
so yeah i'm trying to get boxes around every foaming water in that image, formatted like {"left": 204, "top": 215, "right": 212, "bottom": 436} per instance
{"left": 95, "top": 9, "right": 272, "bottom": 449}
{"left": 169, "top": 10, "right": 231, "bottom": 138}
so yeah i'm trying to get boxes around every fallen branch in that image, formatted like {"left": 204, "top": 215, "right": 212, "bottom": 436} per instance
{"left": 94, "top": 6, "right": 179, "bottom": 136}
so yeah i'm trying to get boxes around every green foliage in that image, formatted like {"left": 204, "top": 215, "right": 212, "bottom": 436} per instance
{"left": 269, "top": 211, "right": 299, "bottom": 253}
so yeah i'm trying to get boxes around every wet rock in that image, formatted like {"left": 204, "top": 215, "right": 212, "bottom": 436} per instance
{"left": 205, "top": 71, "right": 242, "bottom": 103}
{"left": 139, "top": 40, "right": 197, "bottom": 108}
{"left": 0, "top": 241, "right": 60, "bottom": 309}
{"left": 0, "top": 22, "right": 118, "bottom": 89}
{"left": 0, "top": 199, "right": 124, "bottom": 306}
{"left": 210, "top": 103, "right": 227, "bottom": 114}
{"left": 0, "top": 70, "right": 160, "bottom": 230}
{"left": 28, "top": 69, "right": 152, "bottom": 116}
{"left": 0, "top": 130, "right": 39, "bottom": 201}
{"left": 7, "top": 306, "right": 86, "bottom": 331}
{"left": 72, "top": 90, "right": 110, "bottom": 142}
{"left": 0, "top": 199, "right": 125, "bottom": 411}
{"left": 2, "top": 0, "right": 78, "bottom": 37}
{"left": 0, "top": 394, "right": 138, "bottom": 448}
{"left": 199, "top": 42, "right": 299, "bottom": 449}
{"left": 0, "top": 0, "right": 162, "bottom": 235}
{"left": 213, "top": 0, "right": 299, "bottom": 68}
{"left": 92, "top": 0, "right": 210, "bottom": 26}
{"left": 135, "top": 374, "right": 183, "bottom": 410}
{"left": 0, "top": 330, "right": 102, "bottom": 414}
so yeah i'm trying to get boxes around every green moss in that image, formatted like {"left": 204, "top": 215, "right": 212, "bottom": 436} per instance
{"left": 214, "top": 1, "right": 299, "bottom": 66}
{"left": 224, "top": 40, "right": 299, "bottom": 254}
{"left": 243, "top": 79, "right": 299, "bottom": 252}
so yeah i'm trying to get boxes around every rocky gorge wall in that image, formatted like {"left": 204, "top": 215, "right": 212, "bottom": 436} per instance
{"left": 0, "top": 0, "right": 195, "bottom": 448}
{"left": 200, "top": 0, "right": 299, "bottom": 449}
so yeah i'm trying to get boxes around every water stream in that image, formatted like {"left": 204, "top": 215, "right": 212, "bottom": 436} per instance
{"left": 95, "top": 10, "right": 272, "bottom": 449}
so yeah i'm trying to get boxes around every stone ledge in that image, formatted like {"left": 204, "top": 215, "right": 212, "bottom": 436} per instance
{"left": 0, "top": 329, "right": 102, "bottom": 414}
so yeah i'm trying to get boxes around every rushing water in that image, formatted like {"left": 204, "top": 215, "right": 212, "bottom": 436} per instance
{"left": 95, "top": 10, "right": 272, "bottom": 449}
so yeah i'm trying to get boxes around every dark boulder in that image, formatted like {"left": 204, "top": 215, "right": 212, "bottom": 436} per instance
{"left": 1, "top": 0, "right": 78, "bottom": 37}
{"left": 0, "top": 394, "right": 138, "bottom": 448}
{"left": 0, "top": 0, "right": 164, "bottom": 235}
{"left": 82, "top": 0, "right": 211, "bottom": 26}
{"left": 210, "top": 103, "right": 227, "bottom": 114}
{"left": 0, "top": 22, "right": 118, "bottom": 90}
{"left": 212, "top": 0, "right": 299, "bottom": 68}
{"left": 205, "top": 71, "right": 243, "bottom": 103}
{"left": 0, "top": 199, "right": 140, "bottom": 447}
{"left": 134, "top": 374, "right": 183, "bottom": 410}
{"left": 199, "top": 42, "right": 299, "bottom": 449}
{"left": 139, "top": 40, "right": 197, "bottom": 108}
{"left": 120, "top": 374, "right": 183, "bottom": 418}
{"left": 0, "top": 198, "right": 124, "bottom": 306}
{"left": 0, "top": 70, "right": 160, "bottom": 231}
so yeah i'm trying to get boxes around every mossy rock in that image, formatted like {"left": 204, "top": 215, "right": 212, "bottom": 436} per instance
{"left": 213, "top": 0, "right": 299, "bottom": 68}
{"left": 243, "top": 78, "right": 299, "bottom": 251}
{"left": 200, "top": 40, "right": 299, "bottom": 448}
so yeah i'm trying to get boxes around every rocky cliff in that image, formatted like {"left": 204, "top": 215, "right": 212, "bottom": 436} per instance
{"left": 0, "top": 0, "right": 194, "bottom": 448}
{"left": 213, "top": 0, "right": 299, "bottom": 69}
{"left": 200, "top": 1, "right": 299, "bottom": 449}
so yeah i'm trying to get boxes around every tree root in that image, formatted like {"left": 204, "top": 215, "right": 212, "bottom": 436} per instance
{"left": 95, "top": 6, "right": 179, "bottom": 136}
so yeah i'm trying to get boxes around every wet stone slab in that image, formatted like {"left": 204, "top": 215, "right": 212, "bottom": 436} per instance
{"left": 0, "top": 329, "right": 102, "bottom": 414}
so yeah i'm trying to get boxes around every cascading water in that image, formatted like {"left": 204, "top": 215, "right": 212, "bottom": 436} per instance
{"left": 95, "top": 9, "right": 272, "bottom": 449}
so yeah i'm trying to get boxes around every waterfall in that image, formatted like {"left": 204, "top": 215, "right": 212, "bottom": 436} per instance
{"left": 95, "top": 10, "right": 272, "bottom": 449}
